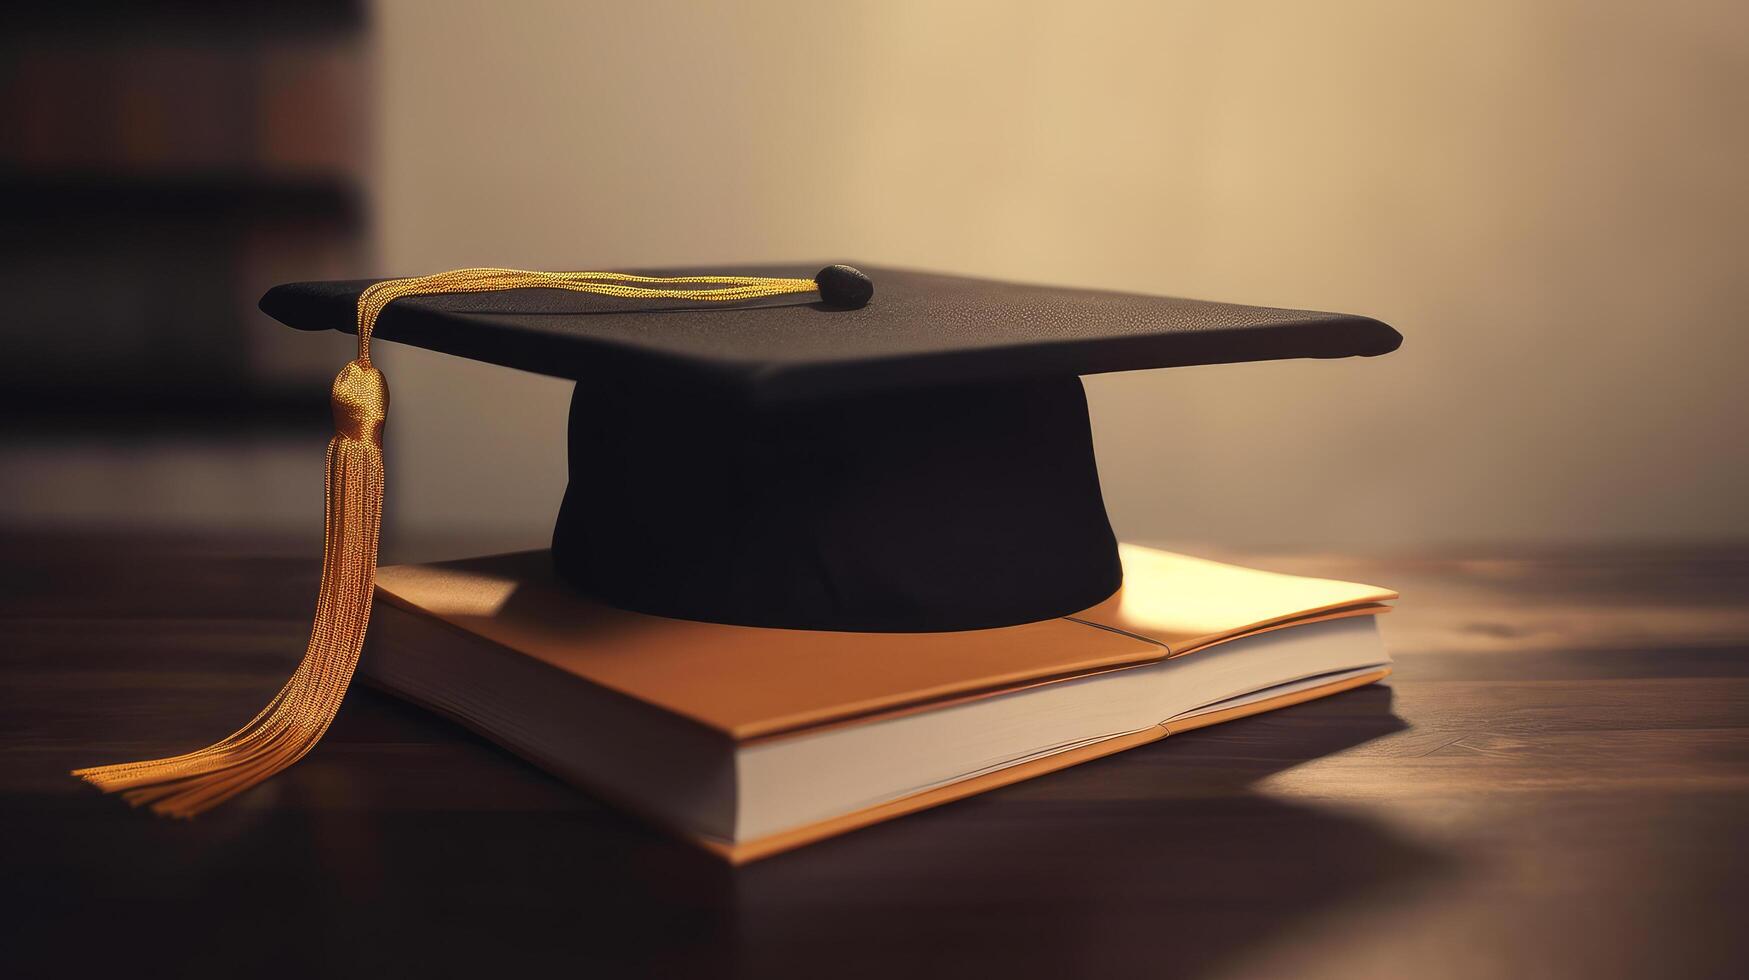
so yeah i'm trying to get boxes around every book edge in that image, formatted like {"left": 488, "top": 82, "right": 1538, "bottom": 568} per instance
{"left": 701, "top": 665, "right": 1392, "bottom": 865}
{"left": 737, "top": 603, "right": 1391, "bottom": 746}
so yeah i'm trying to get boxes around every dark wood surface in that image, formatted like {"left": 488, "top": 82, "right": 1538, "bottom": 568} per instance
{"left": 3, "top": 531, "right": 1745, "bottom": 978}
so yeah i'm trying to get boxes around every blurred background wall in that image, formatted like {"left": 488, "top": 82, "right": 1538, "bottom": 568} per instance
{"left": 5, "top": 0, "right": 1746, "bottom": 559}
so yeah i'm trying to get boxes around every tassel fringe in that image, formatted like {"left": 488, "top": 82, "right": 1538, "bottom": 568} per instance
{"left": 72, "top": 362, "right": 387, "bottom": 817}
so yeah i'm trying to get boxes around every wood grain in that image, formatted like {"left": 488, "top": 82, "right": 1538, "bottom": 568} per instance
{"left": 2, "top": 531, "right": 1744, "bottom": 979}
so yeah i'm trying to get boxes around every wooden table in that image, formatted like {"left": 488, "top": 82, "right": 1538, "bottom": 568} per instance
{"left": 4, "top": 532, "right": 1745, "bottom": 978}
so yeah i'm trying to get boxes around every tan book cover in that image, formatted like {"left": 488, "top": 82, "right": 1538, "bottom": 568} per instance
{"left": 366, "top": 545, "right": 1395, "bottom": 861}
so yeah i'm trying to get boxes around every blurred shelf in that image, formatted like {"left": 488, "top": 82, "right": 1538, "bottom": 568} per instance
{"left": 0, "top": 431, "right": 333, "bottom": 534}
{"left": 0, "top": 173, "right": 364, "bottom": 223}
{"left": 6, "top": 1, "right": 366, "bottom": 39}
{"left": 1, "top": 2, "right": 372, "bottom": 441}
{"left": 0, "top": 384, "right": 333, "bottom": 436}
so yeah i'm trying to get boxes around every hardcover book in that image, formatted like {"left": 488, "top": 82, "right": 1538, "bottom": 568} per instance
{"left": 363, "top": 543, "right": 1395, "bottom": 862}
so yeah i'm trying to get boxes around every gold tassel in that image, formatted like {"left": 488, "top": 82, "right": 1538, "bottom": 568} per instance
{"left": 71, "top": 361, "right": 386, "bottom": 817}
{"left": 73, "top": 267, "right": 841, "bottom": 816}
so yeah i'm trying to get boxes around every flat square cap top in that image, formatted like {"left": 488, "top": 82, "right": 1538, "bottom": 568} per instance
{"left": 261, "top": 264, "right": 1400, "bottom": 404}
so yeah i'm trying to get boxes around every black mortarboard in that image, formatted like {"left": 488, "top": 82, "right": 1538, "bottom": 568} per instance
{"left": 261, "top": 264, "right": 1399, "bottom": 632}
{"left": 77, "top": 263, "right": 1399, "bottom": 816}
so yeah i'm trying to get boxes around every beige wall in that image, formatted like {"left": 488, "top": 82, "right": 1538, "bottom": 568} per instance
{"left": 373, "top": 0, "right": 1747, "bottom": 559}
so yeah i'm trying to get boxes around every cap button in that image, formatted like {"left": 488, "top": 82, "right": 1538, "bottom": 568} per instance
{"left": 815, "top": 265, "right": 874, "bottom": 309}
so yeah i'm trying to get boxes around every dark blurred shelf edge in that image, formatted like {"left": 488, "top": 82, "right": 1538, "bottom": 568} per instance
{"left": 0, "top": 173, "right": 364, "bottom": 221}
{"left": 0, "top": 385, "right": 333, "bottom": 436}
{"left": 7, "top": 1, "right": 366, "bottom": 39}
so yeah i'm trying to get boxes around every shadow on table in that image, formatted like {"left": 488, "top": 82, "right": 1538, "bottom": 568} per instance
{"left": 6, "top": 684, "right": 1439, "bottom": 980}
{"left": 727, "top": 683, "right": 1437, "bottom": 979}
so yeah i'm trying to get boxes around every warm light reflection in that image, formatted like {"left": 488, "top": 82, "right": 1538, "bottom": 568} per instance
{"left": 1077, "top": 544, "right": 1397, "bottom": 651}
{"left": 380, "top": 562, "right": 521, "bottom": 618}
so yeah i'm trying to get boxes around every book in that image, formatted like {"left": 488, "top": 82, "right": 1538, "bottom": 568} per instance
{"left": 362, "top": 543, "right": 1395, "bottom": 862}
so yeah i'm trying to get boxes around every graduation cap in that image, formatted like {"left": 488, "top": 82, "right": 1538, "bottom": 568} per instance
{"left": 73, "top": 263, "right": 1400, "bottom": 816}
